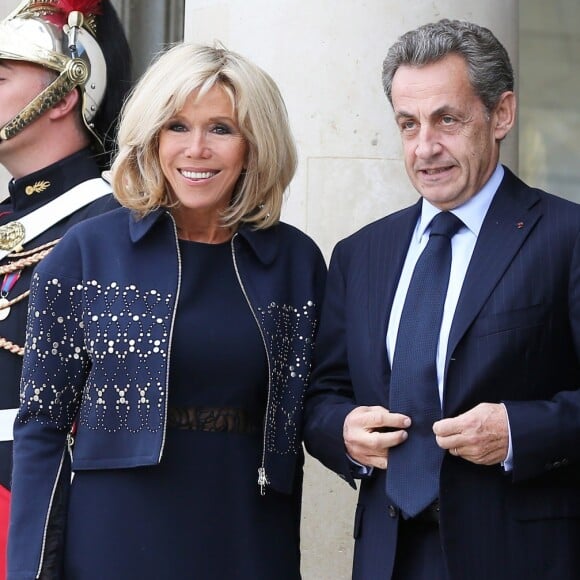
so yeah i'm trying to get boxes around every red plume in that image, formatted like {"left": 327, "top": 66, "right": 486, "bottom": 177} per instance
{"left": 55, "top": 0, "right": 103, "bottom": 16}
{"left": 44, "top": 0, "right": 103, "bottom": 29}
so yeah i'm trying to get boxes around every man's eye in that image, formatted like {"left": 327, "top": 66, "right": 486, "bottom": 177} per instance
{"left": 441, "top": 115, "right": 455, "bottom": 125}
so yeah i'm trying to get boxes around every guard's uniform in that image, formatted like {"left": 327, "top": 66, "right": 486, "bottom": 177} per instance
{"left": 0, "top": 0, "right": 129, "bottom": 576}
{"left": 0, "top": 149, "right": 118, "bottom": 563}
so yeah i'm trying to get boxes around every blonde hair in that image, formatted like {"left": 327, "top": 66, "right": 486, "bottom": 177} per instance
{"left": 111, "top": 42, "right": 297, "bottom": 229}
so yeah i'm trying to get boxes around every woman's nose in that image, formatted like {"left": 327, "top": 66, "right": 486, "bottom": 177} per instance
{"left": 185, "top": 131, "right": 211, "bottom": 159}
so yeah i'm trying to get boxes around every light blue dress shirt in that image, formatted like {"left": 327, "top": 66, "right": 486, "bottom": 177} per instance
{"left": 385, "top": 164, "right": 513, "bottom": 468}
{"left": 386, "top": 165, "right": 503, "bottom": 397}
{"left": 349, "top": 165, "right": 513, "bottom": 475}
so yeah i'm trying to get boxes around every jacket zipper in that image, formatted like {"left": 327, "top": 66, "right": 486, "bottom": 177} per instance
{"left": 230, "top": 233, "right": 272, "bottom": 495}
{"left": 158, "top": 213, "right": 182, "bottom": 462}
{"left": 36, "top": 449, "right": 67, "bottom": 578}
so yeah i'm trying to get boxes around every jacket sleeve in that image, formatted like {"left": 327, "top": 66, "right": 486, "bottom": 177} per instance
{"left": 303, "top": 241, "right": 359, "bottom": 487}
{"left": 504, "top": 228, "right": 580, "bottom": 483}
{"left": 8, "top": 268, "right": 89, "bottom": 580}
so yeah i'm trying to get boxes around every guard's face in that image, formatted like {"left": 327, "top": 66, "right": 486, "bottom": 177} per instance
{"left": 0, "top": 60, "right": 53, "bottom": 171}
{"left": 391, "top": 53, "right": 514, "bottom": 211}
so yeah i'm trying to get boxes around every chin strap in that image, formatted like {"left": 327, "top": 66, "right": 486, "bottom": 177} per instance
{"left": 0, "top": 57, "right": 89, "bottom": 142}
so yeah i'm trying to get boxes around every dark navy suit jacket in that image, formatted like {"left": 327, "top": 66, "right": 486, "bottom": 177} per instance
{"left": 304, "top": 167, "right": 580, "bottom": 579}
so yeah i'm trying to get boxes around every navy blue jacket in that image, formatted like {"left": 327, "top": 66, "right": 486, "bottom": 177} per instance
{"left": 8, "top": 207, "right": 326, "bottom": 579}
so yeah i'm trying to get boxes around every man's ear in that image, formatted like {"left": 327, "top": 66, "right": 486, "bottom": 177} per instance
{"left": 493, "top": 91, "right": 516, "bottom": 141}
{"left": 46, "top": 87, "right": 81, "bottom": 120}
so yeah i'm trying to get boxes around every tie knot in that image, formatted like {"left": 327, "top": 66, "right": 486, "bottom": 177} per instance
{"left": 429, "top": 211, "right": 463, "bottom": 239}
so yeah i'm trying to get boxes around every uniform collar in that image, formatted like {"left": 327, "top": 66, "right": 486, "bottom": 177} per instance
{"left": 7, "top": 149, "right": 102, "bottom": 214}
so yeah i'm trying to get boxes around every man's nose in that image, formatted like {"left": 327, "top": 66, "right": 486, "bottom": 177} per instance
{"left": 414, "top": 126, "right": 442, "bottom": 159}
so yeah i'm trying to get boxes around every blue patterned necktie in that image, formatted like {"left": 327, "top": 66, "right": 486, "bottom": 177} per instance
{"left": 386, "top": 211, "right": 463, "bottom": 518}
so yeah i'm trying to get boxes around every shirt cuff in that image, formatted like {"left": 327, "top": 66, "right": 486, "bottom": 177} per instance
{"left": 500, "top": 402, "right": 513, "bottom": 471}
{"left": 346, "top": 453, "right": 374, "bottom": 477}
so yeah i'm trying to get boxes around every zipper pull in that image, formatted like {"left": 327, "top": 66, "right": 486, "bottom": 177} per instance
{"left": 258, "top": 467, "right": 269, "bottom": 495}
{"left": 67, "top": 421, "right": 77, "bottom": 460}
{"left": 66, "top": 431, "right": 75, "bottom": 460}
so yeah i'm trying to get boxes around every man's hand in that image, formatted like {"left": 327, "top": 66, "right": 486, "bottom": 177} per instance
{"left": 433, "top": 402, "right": 509, "bottom": 465}
{"left": 343, "top": 406, "right": 410, "bottom": 469}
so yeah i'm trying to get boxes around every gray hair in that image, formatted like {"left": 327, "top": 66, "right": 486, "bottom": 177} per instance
{"left": 382, "top": 19, "right": 514, "bottom": 113}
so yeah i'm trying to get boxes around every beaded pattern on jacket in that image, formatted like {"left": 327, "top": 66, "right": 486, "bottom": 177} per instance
{"left": 19, "top": 272, "right": 173, "bottom": 433}
{"left": 257, "top": 299, "right": 317, "bottom": 455}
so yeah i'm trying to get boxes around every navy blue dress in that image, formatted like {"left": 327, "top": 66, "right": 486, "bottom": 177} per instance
{"left": 64, "top": 240, "right": 302, "bottom": 579}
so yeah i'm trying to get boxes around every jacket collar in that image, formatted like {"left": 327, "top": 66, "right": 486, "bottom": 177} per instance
{"left": 128, "top": 208, "right": 278, "bottom": 266}
{"left": 128, "top": 207, "right": 166, "bottom": 242}
{"left": 235, "top": 223, "right": 279, "bottom": 265}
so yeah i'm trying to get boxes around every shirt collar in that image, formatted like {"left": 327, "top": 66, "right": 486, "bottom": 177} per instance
{"left": 417, "top": 164, "right": 504, "bottom": 239}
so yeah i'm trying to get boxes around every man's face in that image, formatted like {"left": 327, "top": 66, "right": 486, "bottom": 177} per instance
{"left": 391, "top": 53, "right": 513, "bottom": 211}
{"left": 0, "top": 59, "right": 51, "bottom": 153}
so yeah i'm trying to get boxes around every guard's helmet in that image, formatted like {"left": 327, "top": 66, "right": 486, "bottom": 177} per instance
{"left": 0, "top": 0, "right": 108, "bottom": 145}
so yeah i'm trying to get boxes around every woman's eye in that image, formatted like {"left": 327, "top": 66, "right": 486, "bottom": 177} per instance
{"left": 167, "top": 122, "right": 187, "bottom": 132}
{"left": 211, "top": 124, "right": 232, "bottom": 135}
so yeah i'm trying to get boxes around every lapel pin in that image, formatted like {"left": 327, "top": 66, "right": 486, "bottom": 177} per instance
{"left": 516, "top": 221, "right": 524, "bottom": 229}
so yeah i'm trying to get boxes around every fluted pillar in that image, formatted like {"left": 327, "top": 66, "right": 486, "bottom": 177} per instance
{"left": 183, "top": 3, "right": 517, "bottom": 578}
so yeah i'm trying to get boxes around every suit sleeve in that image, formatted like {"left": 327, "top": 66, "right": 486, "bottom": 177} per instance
{"left": 304, "top": 241, "right": 359, "bottom": 487}
{"left": 504, "top": 229, "right": 580, "bottom": 482}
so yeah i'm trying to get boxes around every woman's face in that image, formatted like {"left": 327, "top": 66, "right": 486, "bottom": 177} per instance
{"left": 159, "top": 84, "right": 247, "bottom": 233}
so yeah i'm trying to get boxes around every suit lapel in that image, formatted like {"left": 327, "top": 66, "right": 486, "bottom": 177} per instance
{"left": 367, "top": 202, "right": 420, "bottom": 392}
{"left": 446, "top": 169, "right": 542, "bottom": 365}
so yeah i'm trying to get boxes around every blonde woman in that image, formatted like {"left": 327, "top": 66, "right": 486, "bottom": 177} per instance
{"left": 8, "top": 43, "right": 325, "bottom": 580}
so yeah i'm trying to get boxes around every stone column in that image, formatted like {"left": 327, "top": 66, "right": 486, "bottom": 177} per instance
{"left": 183, "top": 2, "right": 517, "bottom": 578}
{"left": 110, "top": 0, "right": 185, "bottom": 77}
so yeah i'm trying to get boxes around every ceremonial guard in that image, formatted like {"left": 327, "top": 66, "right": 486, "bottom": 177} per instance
{"left": 0, "top": 1, "right": 131, "bottom": 575}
